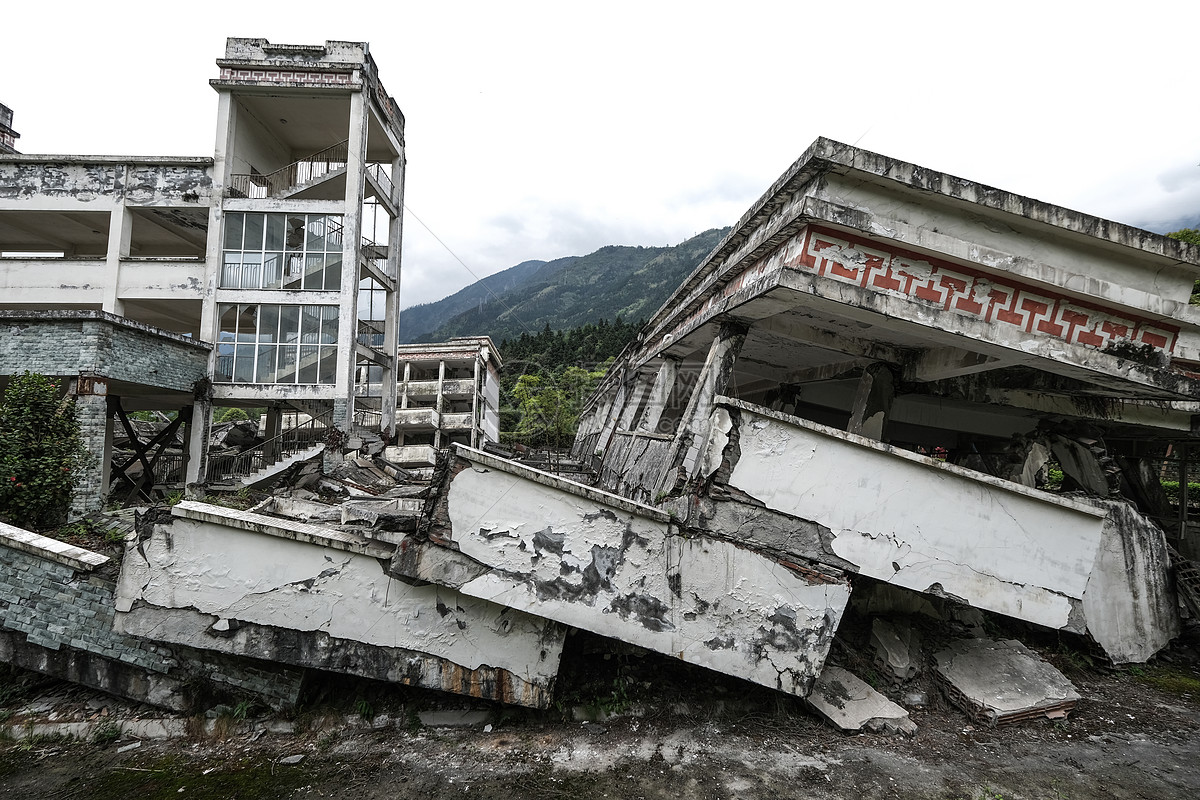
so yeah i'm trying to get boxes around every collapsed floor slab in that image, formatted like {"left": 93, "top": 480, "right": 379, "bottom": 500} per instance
{"left": 933, "top": 638, "right": 1080, "bottom": 726}
{"left": 114, "top": 502, "right": 566, "bottom": 708}
{"left": 693, "top": 398, "right": 1179, "bottom": 661}
{"left": 391, "top": 447, "right": 851, "bottom": 698}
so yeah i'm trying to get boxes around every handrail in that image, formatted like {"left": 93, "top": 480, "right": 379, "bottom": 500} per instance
{"left": 208, "top": 413, "right": 331, "bottom": 481}
{"left": 366, "top": 163, "right": 395, "bottom": 200}
{"left": 229, "top": 140, "right": 350, "bottom": 199}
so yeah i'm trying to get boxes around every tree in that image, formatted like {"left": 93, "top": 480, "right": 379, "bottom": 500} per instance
{"left": 1168, "top": 228, "right": 1200, "bottom": 246}
{"left": 0, "top": 372, "right": 90, "bottom": 529}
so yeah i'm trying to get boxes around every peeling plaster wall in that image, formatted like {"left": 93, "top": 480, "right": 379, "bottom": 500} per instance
{"left": 114, "top": 505, "right": 564, "bottom": 707}
{"left": 709, "top": 401, "right": 1107, "bottom": 631}
{"left": 1079, "top": 499, "right": 1180, "bottom": 663}
{"left": 441, "top": 451, "right": 850, "bottom": 696}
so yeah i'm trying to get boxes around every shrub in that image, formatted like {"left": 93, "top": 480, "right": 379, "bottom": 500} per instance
{"left": 0, "top": 372, "right": 90, "bottom": 529}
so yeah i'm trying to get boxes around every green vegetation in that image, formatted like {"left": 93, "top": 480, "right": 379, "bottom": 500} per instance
{"left": 1131, "top": 663, "right": 1200, "bottom": 700}
{"left": 497, "top": 318, "right": 641, "bottom": 448}
{"left": 0, "top": 371, "right": 90, "bottom": 530}
{"left": 1169, "top": 229, "right": 1200, "bottom": 303}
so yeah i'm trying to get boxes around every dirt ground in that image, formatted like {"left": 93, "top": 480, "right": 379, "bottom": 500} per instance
{"left": 2, "top": 643, "right": 1198, "bottom": 800}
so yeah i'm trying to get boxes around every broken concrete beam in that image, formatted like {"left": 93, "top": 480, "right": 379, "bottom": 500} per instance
{"left": 1050, "top": 435, "right": 1110, "bottom": 496}
{"left": 702, "top": 399, "right": 1105, "bottom": 631}
{"left": 870, "top": 618, "right": 921, "bottom": 682}
{"left": 933, "top": 638, "right": 1080, "bottom": 726}
{"left": 400, "top": 447, "right": 850, "bottom": 698}
{"left": 805, "top": 666, "right": 917, "bottom": 736}
{"left": 115, "top": 502, "right": 567, "bottom": 708}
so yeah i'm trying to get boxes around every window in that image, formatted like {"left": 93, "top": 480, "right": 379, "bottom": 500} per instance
{"left": 215, "top": 303, "right": 339, "bottom": 384}
{"left": 221, "top": 212, "right": 343, "bottom": 291}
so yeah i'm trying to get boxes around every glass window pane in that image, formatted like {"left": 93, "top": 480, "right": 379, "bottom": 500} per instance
{"left": 214, "top": 342, "right": 234, "bottom": 382}
{"left": 237, "top": 253, "right": 262, "bottom": 289}
{"left": 325, "top": 216, "right": 343, "bottom": 251}
{"left": 299, "top": 346, "right": 319, "bottom": 383}
{"left": 303, "top": 253, "right": 325, "bottom": 291}
{"left": 256, "top": 345, "right": 278, "bottom": 383}
{"left": 321, "top": 305, "right": 339, "bottom": 343}
{"left": 237, "top": 305, "right": 258, "bottom": 340}
{"left": 234, "top": 345, "right": 255, "bottom": 382}
{"left": 218, "top": 304, "right": 238, "bottom": 336}
{"left": 261, "top": 252, "right": 284, "bottom": 289}
{"left": 258, "top": 305, "right": 279, "bottom": 343}
{"left": 282, "top": 255, "right": 304, "bottom": 290}
{"left": 323, "top": 253, "right": 341, "bottom": 291}
{"left": 318, "top": 346, "right": 338, "bottom": 384}
{"left": 280, "top": 305, "right": 301, "bottom": 343}
{"left": 300, "top": 306, "right": 321, "bottom": 343}
{"left": 244, "top": 213, "right": 265, "bottom": 251}
{"left": 220, "top": 253, "right": 242, "bottom": 289}
{"left": 306, "top": 216, "right": 325, "bottom": 252}
{"left": 265, "top": 214, "right": 285, "bottom": 251}
{"left": 285, "top": 216, "right": 306, "bottom": 251}
{"left": 276, "top": 346, "right": 298, "bottom": 383}
{"left": 223, "top": 213, "right": 244, "bottom": 250}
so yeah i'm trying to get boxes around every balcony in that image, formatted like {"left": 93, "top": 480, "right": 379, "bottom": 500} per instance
{"left": 396, "top": 407, "right": 439, "bottom": 428}
{"left": 402, "top": 379, "right": 440, "bottom": 398}
{"left": 384, "top": 444, "right": 437, "bottom": 467}
{"left": 441, "top": 412, "right": 474, "bottom": 430}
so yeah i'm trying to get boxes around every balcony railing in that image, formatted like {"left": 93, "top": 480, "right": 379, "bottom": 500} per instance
{"left": 366, "top": 163, "right": 395, "bottom": 200}
{"left": 207, "top": 414, "right": 330, "bottom": 481}
{"left": 229, "top": 140, "right": 349, "bottom": 199}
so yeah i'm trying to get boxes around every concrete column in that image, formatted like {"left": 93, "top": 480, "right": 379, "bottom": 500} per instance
{"left": 638, "top": 358, "right": 679, "bottom": 435}
{"left": 184, "top": 395, "right": 212, "bottom": 489}
{"left": 263, "top": 405, "right": 282, "bottom": 462}
{"left": 324, "top": 396, "right": 350, "bottom": 471}
{"left": 618, "top": 371, "right": 655, "bottom": 431}
{"left": 102, "top": 201, "right": 132, "bottom": 315}
{"left": 471, "top": 354, "right": 482, "bottom": 449}
{"left": 658, "top": 320, "right": 747, "bottom": 492}
{"left": 381, "top": 151, "right": 404, "bottom": 441}
{"left": 70, "top": 377, "right": 110, "bottom": 519}
{"left": 335, "top": 89, "right": 370, "bottom": 436}
{"left": 437, "top": 360, "right": 446, "bottom": 413}
{"left": 400, "top": 360, "right": 410, "bottom": 409}
{"left": 847, "top": 362, "right": 895, "bottom": 442}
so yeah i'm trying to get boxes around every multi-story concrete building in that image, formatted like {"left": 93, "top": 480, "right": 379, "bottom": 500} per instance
{"left": 385, "top": 337, "right": 502, "bottom": 469}
{"left": 0, "top": 39, "right": 405, "bottom": 512}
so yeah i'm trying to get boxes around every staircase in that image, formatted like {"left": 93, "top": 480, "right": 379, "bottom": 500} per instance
{"left": 229, "top": 140, "right": 348, "bottom": 199}
{"left": 208, "top": 414, "right": 330, "bottom": 489}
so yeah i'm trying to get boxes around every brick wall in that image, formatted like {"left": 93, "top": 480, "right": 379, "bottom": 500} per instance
{"left": 0, "top": 521, "right": 300, "bottom": 709}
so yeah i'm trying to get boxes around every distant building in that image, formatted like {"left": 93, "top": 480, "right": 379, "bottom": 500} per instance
{"left": 0, "top": 104, "right": 18, "bottom": 154}
{"left": 383, "top": 336, "right": 502, "bottom": 469}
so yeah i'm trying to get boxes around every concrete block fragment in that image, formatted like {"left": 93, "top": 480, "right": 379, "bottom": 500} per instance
{"left": 933, "top": 638, "right": 1080, "bottom": 726}
{"left": 870, "top": 618, "right": 921, "bottom": 681}
{"left": 417, "top": 709, "right": 492, "bottom": 728}
{"left": 805, "top": 666, "right": 916, "bottom": 736}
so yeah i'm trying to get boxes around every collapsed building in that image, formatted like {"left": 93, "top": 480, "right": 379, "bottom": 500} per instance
{"left": 3, "top": 39, "right": 1200, "bottom": 729}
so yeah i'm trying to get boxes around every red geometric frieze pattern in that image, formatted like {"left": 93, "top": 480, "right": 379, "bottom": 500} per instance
{"left": 792, "top": 227, "right": 1178, "bottom": 356}
{"left": 219, "top": 68, "right": 355, "bottom": 86}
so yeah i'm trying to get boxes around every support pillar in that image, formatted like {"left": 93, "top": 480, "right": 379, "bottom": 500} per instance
{"left": 657, "top": 320, "right": 747, "bottom": 492}
{"left": 847, "top": 362, "right": 895, "bottom": 442}
{"left": 69, "top": 376, "right": 110, "bottom": 520}
{"left": 638, "top": 357, "right": 679, "bottom": 435}
{"left": 184, "top": 394, "right": 212, "bottom": 490}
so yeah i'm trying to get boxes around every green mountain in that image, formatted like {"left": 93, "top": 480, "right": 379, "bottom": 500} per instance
{"left": 404, "top": 227, "right": 729, "bottom": 345}
{"left": 398, "top": 256, "right": 579, "bottom": 342}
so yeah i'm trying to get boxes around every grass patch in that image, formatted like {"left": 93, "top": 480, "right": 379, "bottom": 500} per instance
{"left": 81, "top": 754, "right": 312, "bottom": 799}
{"left": 1132, "top": 664, "right": 1200, "bottom": 700}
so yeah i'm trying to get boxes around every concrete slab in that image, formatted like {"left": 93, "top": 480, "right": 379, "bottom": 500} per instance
{"left": 805, "top": 666, "right": 917, "bottom": 736}
{"left": 870, "top": 618, "right": 921, "bottom": 681}
{"left": 933, "top": 638, "right": 1080, "bottom": 726}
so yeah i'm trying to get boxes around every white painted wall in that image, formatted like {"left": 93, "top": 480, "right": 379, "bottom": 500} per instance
{"left": 114, "top": 505, "right": 562, "bottom": 694}
{"left": 447, "top": 453, "right": 850, "bottom": 696}
{"left": 711, "top": 400, "right": 1107, "bottom": 631}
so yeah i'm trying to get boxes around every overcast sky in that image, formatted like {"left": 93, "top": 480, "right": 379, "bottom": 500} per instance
{"left": 4, "top": 1, "right": 1198, "bottom": 308}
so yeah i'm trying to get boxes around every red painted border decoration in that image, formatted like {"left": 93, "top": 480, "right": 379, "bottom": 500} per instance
{"left": 219, "top": 68, "right": 355, "bottom": 86}
{"left": 794, "top": 227, "right": 1179, "bottom": 355}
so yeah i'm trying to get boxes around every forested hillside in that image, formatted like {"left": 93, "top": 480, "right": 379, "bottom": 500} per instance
{"left": 407, "top": 228, "right": 728, "bottom": 345}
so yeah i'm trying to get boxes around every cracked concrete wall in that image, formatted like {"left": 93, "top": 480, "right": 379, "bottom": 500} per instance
{"left": 430, "top": 449, "right": 850, "bottom": 697}
{"left": 705, "top": 400, "right": 1108, "bottom": 633}
{"left": 114, "top": 503, "right": 565, "bottom": 707}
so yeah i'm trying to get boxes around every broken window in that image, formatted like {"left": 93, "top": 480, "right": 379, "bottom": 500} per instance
{"left": 215, "top": 303, "right": 338, "bottom": 384}
{"left": 221, "top": 212, "right": 343, "bottom": 291}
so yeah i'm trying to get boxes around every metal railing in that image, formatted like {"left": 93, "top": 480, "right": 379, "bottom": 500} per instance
{"left": 366, "top": 163, "right": 394, "bottom": 200}
{"left": 207, "top": 414, "right": 330, "bottom": 481}
{"left": 229, "top": 140, "right": 349, "bottom": 199}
